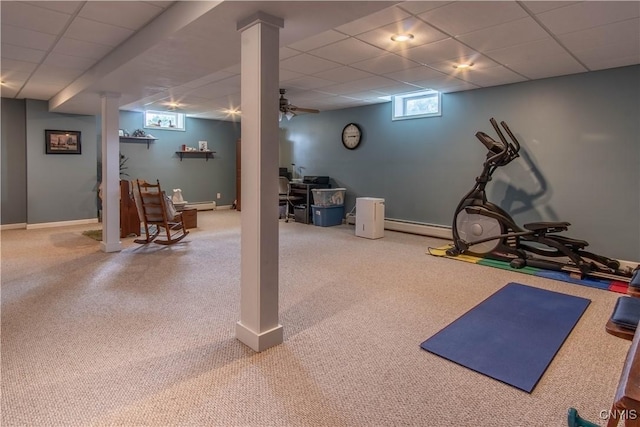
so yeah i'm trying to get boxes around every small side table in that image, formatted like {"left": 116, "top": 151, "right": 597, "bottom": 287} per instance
{"left": 181, "top": 208, "right": 198, "bottom": 229}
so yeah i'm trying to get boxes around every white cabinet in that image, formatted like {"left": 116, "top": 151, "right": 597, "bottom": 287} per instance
{"left": 355, "top": 197, "right": 385, "bottom": 239}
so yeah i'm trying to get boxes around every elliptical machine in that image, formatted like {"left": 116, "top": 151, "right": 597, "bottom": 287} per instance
{"left": 446, "top": 118, "right": 630, "bottom": 280}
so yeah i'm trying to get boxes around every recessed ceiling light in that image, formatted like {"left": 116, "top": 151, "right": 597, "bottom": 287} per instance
{"left": 391, "top": 34, "right": 414, "bottom": 42}
{"left": 453, "top": 63, "right": 474, "bottom": 69}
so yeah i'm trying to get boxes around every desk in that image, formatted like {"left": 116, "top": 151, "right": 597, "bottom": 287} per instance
{"left": 607, "top": 321, "right": 640, "bottom": 426}
{"left": 289, "top": 181, "right": 330, "bottom": 224}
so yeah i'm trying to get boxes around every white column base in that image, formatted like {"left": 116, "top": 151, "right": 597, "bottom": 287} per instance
{"left": 236, "top": 321, "right": 283, "bottom": 352}
{"left": 100, "top": 241, "right": 122, "bottom": 253}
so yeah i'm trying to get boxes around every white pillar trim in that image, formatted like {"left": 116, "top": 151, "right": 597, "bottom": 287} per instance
{"left": 100, "top": 92, "right": 122, "bottom": 253}
{"left": 235, "top": 12, "right": 283, "bottom": 352}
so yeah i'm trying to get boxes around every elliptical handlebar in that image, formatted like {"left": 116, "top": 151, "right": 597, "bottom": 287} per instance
{"left": 474, "top": 118, "right": 521, "bottom": 168}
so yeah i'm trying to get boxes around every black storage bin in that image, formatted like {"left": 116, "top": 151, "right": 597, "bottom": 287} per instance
{"left": 294, "top": 206, "right": 307, "bottom": 223}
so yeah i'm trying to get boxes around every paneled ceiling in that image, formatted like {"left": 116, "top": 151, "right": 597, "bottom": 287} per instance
{"left": 1, "top": 1, "right": 638, "bottom": 120}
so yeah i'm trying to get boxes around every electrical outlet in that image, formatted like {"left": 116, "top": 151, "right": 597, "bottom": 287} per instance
{"left": 216, "top": 193, "right": 221, "bottom": 199}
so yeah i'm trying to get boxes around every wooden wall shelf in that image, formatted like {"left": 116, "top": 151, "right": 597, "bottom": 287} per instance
{"left": 176, "top": 151, "right": 215, "bottom": 161}
{"left": 120, "top": 136, "right": 157, "bottom": 149}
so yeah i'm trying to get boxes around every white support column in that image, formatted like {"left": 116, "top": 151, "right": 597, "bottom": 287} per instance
{"left": 235, "top": 12, "right": 284, "bottom": 352}
{"left": 100, "top": 92, "right": 122, "bottom": 253}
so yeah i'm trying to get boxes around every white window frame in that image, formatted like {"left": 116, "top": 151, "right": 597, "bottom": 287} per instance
{"left": 144, "top": 110, "right": 186, "bottom": 131}
{"left": 392, "top": 89, "right": 441, "bottom": 121}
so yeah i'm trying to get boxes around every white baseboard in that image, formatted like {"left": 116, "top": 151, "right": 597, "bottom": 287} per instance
{"left": 185, "top": 201, "right": 216, "bottom": 211}
{"left": 26, "top": 218, "right": 99, "bottom": 229}
{"left": 1, "top": 223, "right": 27, "bottom": 230}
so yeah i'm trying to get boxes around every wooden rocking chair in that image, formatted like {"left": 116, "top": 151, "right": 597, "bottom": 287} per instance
{"left": 133, "top": 179, "right": 188, "bottom": 245}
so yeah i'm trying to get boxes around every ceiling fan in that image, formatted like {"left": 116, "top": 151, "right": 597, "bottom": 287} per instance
{"left": 279, "top": 89, "right": 319, "bottom": 121}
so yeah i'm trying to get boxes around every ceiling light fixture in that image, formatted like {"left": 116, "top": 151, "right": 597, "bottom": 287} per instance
{"left": 391, "top": 33, "right": 414, "bottom": 42}
{"left": 453, "top": 63, "right": 474, "bottom": 69}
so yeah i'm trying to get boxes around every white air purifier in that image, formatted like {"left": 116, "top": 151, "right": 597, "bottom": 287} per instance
{"left": 355, "top": 197, "right": 385, "bottom": 239}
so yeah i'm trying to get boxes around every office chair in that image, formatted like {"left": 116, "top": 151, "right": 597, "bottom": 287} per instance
{"left": 278, "top": 176, "right": 302, "bottom": 222}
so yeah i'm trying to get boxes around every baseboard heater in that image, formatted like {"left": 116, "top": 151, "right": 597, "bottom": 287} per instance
{"left": 345, "top": 215, "right": 453, "bottom": 240}
{"left": 185, "top": 201, "right": 216, "bottom": 211}
{"left": 383, "top": 218, "right": 453, "bottom": 240}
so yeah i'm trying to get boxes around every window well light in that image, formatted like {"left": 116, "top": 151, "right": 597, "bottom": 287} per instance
{"left": 391, "top": 33, "right": 414, "bottom": 42}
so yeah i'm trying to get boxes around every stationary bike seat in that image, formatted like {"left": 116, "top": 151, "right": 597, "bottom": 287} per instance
{"left": 523, "top": 221, "right": 570, "bottom": 233}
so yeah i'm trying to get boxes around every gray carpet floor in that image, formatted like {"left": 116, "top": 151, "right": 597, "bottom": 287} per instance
{"left": 0, "top": 210, "right": 630, "bottom": 426}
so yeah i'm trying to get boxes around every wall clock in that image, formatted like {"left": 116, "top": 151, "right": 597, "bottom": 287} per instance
{"left": 342, "top": 123, "right": 362, "bottom": 150}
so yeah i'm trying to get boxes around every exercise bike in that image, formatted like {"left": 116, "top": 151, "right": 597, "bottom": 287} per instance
{"left": 445, "top": 118, "right": 631, "bottom": 281}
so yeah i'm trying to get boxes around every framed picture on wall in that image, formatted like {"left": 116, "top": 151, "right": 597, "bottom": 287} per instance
{"left": 45, "top": 130, "right": 82, "bottom": 154}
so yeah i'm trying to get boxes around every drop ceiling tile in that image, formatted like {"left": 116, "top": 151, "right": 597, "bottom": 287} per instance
{"left": 398, "top": 2, "right": 454, "bottom": 15}
{"left": 321, "top": 75, "right": 406, "bottom": 95}
{"left": 399, "top": 38, "right": 477, "bottom": 64}
{"left": 417, "top": 1, "right": 528, "bottom": 36}
{"left": 281, "top": 75, "right": 334, "bottom": 90}
{"left": 1, "top": 43, "right": 46, "bottom": 63}
{"left": 363, "top": 81, "right": 423, "bottom": 95}
{"left": 536, "top": 1, "right": 640, "bottom": 36}
{"left": 280, "top": 47, "right": 302, "bottom": 60}
{"left": 559, "top": 18, "right": 640, "bottom": 54}
{"left": 0, "top": 86, "right": 20, "bottom": 98}
{"left": 342, "top": 90, "right": 389, "bottom": 101}
{"left": 456, "top": 66, "right": 527, "bottom": 87}
{"left": 279, "top": 69, "right": 305, "bottom": 82}
{"left": 586, "top": 55, "right": 640, "bottom": 71}
{"left": 355, "top": 17, "right": 448, "bottom": 52}
{"left": 0, "top": 58, "right": 38, "bottom": 74}
{"left": 30, "top": 65, "right": 83, "bottom": 84}
{"left": 521, "top": 1, "right": 580, "bottom": 14}
{"left": 1, "top": 24, "right": 57, "bottom": 51}
{"left": 0, "top": 2, "right": 71, "bottom": 35}
{"left": 485, "top": 38, "right": 567, "bottom": 66}
{"left": 309, "top": 38, "right": 386, "bottom": 65}
{"left": 16, "top": 82, "right": 63, "bottom": 99}
{"left": 79, "top": 2, "right": 164, "bottom": 30}
{"left": 457, "top": 17, "right": 549, "bottom": 52}
{"left": 438, "top": 81, "right": 480, "bottom": 93}
{"left": 506, "top": 52, "right": 586, "bottom": 79}
{"left": 427, "top": 55, "right": 499, "bottom": 74}
{"left": 351, "top": 53, "right": 419, "bottom": 75}
{"left": 181, "top": 70, "right": 237, "bottom": 89}
{"left": 25, "top": 1, "right": 83, "bottom": 14}
{"left": 287, "top": 30, "right": 349, "bottom": 52}
{"left": 53, "top": 37, "right": 114, "bottom": 60}
{"left": 43, "top": 52, "right": 97, "bottom": 70}
{"left": 384, "top": 65, "right": 444, "bottom": 83}
{"left": 280, "top": 53, "right": 342, "bottom": 74}
{"left": 334, "top": 5, "right": 411, "bottom": 36}
{"left": 573, "top": 41, "right": 640, "bottom": 70}
{"left": 65, "top": 17, "right": 135, "bottom": 47}
{"left": 313, "top": 66, "right": 375, "bottom": 83}
{"left": 411, "top": 77, "right": 469, "bottom": 92}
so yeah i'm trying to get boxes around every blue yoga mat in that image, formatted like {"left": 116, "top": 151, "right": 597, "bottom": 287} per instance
{"left": 420, "top": 283, "right": 590, "bottom": 393}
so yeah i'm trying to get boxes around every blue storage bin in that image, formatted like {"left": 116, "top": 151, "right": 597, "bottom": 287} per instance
{"left": 311, "top": 205, "right": 344, "bottom": 227}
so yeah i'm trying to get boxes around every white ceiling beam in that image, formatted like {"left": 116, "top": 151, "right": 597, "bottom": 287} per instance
{"left": 49, "top": 1, "right": 223, "bottom": 112}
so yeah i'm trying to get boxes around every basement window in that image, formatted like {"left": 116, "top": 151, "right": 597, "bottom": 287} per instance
{"left": 392, "top": 89, "right": 441, "bottom": 121}
{"left": 144, "top": 110, "right": 186, "bottom": 131}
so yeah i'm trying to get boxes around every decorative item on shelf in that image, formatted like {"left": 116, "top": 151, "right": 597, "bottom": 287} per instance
{"left": 131, "top": 129, "right": 146, "bottom": 138}
{"left": 198, "top": 141, "right": 208, "bottom": 151}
